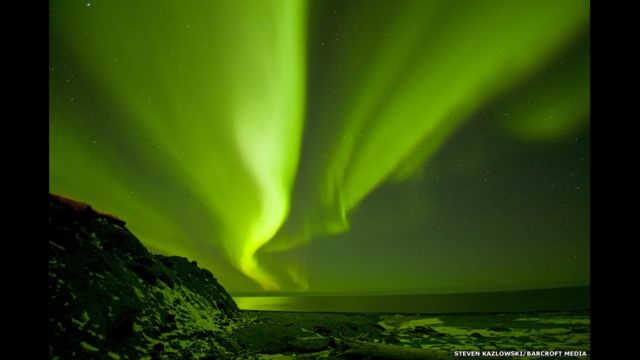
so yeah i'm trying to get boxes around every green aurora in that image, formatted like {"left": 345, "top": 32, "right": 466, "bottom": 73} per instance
{"left": 50, "top": 0, "right": 589, "bottom": 294}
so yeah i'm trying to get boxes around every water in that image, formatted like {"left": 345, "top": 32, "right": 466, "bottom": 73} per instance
{"left": 234, "top": 286, "right": 589, "bottom": 313}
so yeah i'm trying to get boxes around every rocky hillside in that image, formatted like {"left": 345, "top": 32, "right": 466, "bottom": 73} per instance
{"left": 48, "top": 194, "right": 242, "bottom": 359}
{"left": 48, "top": 194, "right": 464, "bottom": 360}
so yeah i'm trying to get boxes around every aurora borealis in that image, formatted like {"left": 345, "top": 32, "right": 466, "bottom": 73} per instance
{"left": 50, "top": 0, "right": 589, "bottom": 294}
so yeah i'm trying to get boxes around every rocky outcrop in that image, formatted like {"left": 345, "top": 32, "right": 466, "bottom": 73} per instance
{"left": 47, "top": 195, "right": 590, "bottom": 359}
{"left": 48, "top": 194, "right": 241, "bottom": 359}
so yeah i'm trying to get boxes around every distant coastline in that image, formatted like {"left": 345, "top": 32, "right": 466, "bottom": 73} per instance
{"left": 234, "top": 286, "right": 589, "bottom": 314}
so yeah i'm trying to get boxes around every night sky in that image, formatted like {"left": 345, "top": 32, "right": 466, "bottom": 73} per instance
{"left": 49, "top": 0, "right": 589, "bottom": 294}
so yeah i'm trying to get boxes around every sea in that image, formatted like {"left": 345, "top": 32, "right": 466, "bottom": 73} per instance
{"left": 233, "top": 286, "right": 589, "bottom": 314}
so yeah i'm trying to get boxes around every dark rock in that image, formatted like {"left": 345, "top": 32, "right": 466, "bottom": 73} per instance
{"left": 412, "top": 325, "right": 439, "bottom": 334}
{"left": 144, "top": 326, "right": 162, "bottom": 338}
{"left": 339, "top": 322, "right": 363, "bottom": 337}
{"left": 130, "top": 260, "right": 158, "bottom": 285}
{"left": 262, "top": 334, "right": 296, "bottom": 354}
{"left": 158, "top": 272, "right": 175, "bottom": 288}
{"left": 159, "top": 314, "right": 177, "bottom": 333}
{"left": 382, "top": 335, "right": 401, "bottom": 344}
{"left": 470, "top": 332, "right": 484, "bottom": 338}
{"left": 313, "top": 324, "right": 333, "bottom": 336}
{"left": 48, "top": 194, "right": 240, "bottom": 360}
{"left": 109, "top": 308, "right": 140, "bottom": 342}
{"left": 153, "top": 342, "right": 165, "bottom": 351}
{"left": 288, "top": 337, "right": 332, "bottom": 353}
{"left": 346, "top": 322, "right": 358, "bottom": 331}
{"left": 487, "top": 326, "right": 512, "bottom": 332}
